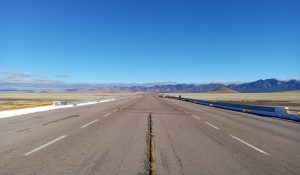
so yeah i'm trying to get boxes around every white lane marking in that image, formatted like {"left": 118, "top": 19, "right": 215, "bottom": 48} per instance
{"left": 80, "top": 119, "right": 98, "bottom": 129}
{"left": 113, "top": 109, "right": 118, "bottom": 112}
{"left": 192, "top": 115, "right": 200, "bottom": 120}
{"left": 104, "top": 113, "right": 111, "bottom": 117}
{"left": 184, "top": 111, "right": 189, "bottom": 114}
{"left": 229, "top": 135, "right": 270, "bottom": 156}
{"left": 204, "top": 122, "right": 220, "bottom": 130}
{"left": 24, "top": 135, "right": 66, "bottom": 156}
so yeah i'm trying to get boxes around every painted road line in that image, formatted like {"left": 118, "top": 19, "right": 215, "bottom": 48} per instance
{"left": 184, "top": 111, "right": 189, "bottom": 114}
{"left": 192, "top": 115, "right": 200, "bottom": 120}
{"left": 24, "top": 135, "right": 67, "bottom": 156}
{"left": 80, "top": 119, "right": 98, "bottom": 129}
{"left": 113, "top": 109, "right": 118, "bottom": 112}
{"left": 204, "top": 122, "right": 220, "bottom": 130}
{"left": 229, "top": 135, "right": 270, "bottom": 156}
{"left": 104, "top": 113, "right": 111, "bottom": 117}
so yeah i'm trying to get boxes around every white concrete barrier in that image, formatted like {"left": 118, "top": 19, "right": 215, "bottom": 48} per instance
{"left": 76, "top": 99, "right": 114, "bottom": 106}
{"left": 0, "top": 98, "right": 116, "bottom": 119}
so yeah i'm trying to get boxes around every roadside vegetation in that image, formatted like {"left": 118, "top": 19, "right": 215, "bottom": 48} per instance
{"left": 167, "top": 91, "right": 300, "bottom": 109}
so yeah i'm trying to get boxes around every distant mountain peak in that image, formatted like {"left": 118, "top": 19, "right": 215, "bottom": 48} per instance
{"left": 209, "top": 87, "right": 238, "bottom": 93}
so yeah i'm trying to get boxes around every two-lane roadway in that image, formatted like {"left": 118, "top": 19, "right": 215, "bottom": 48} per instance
{"left": 0, "top": 94, "right": 299, "bottom": 175}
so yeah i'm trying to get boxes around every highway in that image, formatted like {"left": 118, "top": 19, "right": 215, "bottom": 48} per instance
{"left": 0, "top": 94, "right": 299, "bottom": 175}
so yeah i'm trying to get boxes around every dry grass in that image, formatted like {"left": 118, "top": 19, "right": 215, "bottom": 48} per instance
{"left": 0, "top": 92, "right": 141, "bottom": 111}
{"left": 167, "top": 91, "right": 300, "bottom": 109}
{"left": 0, "top": 103, "right": 53, "bottom": 111}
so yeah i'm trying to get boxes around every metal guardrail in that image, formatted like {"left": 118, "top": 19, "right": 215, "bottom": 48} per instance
{"left": 164, "top": 96, "right": 300, "bottom": 122}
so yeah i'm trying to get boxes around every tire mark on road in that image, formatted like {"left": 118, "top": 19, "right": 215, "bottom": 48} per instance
{"left": 42, "top": 114, "right": 79, "bottom": 126}
{"left": 16, "top": 128, "right": 31, "bottom": 132}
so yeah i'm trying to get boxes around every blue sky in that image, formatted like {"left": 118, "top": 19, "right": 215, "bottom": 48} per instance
{"left": 0, "top": 0, "right": 299, "bottom": 84}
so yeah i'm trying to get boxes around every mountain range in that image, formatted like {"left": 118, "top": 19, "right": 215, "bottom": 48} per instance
{"left": 1, "top": 78, "right": 300, "bottom": 93}
{"left": 71, "top": 78, "right": 300, "bottom": 93}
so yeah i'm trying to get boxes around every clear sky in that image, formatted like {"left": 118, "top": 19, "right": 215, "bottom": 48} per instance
{"left": 1, "top": 0, "right": 299, "bottom": 84}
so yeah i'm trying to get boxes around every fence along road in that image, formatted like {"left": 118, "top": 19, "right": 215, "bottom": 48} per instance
{"left": 0, "top": 94, "right": 299, "bottom": 175}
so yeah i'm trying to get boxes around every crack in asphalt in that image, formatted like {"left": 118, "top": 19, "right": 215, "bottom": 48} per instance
{"left": 160, "top": 117, "right": 185, "bottom": 175}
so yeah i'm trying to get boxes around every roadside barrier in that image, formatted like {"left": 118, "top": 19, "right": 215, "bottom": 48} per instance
{"left": 0, "top": 99, "right": 116, "bottom": 119}
{"left": 164, "top": 96, "right": 300, "bottom": 122}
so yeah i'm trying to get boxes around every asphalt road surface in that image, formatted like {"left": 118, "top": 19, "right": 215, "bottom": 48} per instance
{"left": 0, "top": 94, "right": 299, "bottom": 175}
